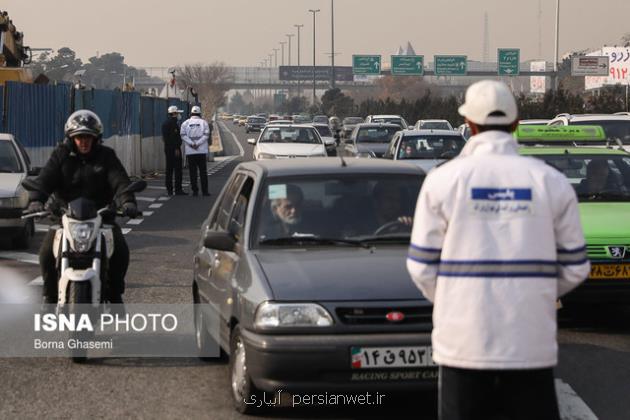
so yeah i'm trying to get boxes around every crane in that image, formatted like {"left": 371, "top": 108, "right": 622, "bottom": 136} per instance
{"left": 0, "top": 10, "right": 33, "bottom": 84}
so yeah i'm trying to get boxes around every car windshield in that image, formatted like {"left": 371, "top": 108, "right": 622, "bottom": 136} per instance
{"left": 260, "top": 127, "right": 321, "bottom": 144}
{"left": 398, "top": 135, "right": 466, "bottom": 160}
{"left": 254, "top": 175, "right": 423, "bottom": 245}
{"left": 535, "top": 154, "right": 630, "bottom": 202}
{"left": 356, "top": 127, "right": 399, "bottom": 143}
{"left": 373, "top": 118, "right": 404, "bottom": 127}
{"left": 314, "top": 125, "right": 333, "bottom": 137}
{"left": 293, "top": 116, "right": 311, "bottom": 123}
{"left": 343, "top": 117, "right": 364, "bottom": 125}
{"left": 313, "top": 116, "right": 329, "bottom": 123}
{"left": 0, "top": 141, "right": 22, "bottom": 173}
{"left": 248, "top": 117, "right": 265, "bottom": 123}
{"left": 572, "top": 120, "right": 630, "bottom": 144}
{"left": 420, "top": 121, "right": 451, "bottom": 130}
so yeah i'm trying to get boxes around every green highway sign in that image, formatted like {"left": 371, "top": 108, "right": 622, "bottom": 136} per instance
{"left": 434, "top": 55, "right": 467, "bottom": 76}
{"left": 498, "top": 49, "right": 520, "bottom": 76}
{"left": 353, "top": 55, "right": 381, "bottom": 75}
{"left": 391, "top": 55, "right": 424, "bottom": 76}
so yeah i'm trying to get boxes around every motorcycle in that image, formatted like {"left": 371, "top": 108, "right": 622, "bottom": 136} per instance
{"left": 21, "top": 179, "right": 146, "bottom": 361}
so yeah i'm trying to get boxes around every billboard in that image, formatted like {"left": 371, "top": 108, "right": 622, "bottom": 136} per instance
{"left": 530, "top": 61, "right": 546, "bottom": 94}
{"left": 585, "top": 47, "right": 630, "bottom": 90}
{"left": 278, "top": 66, "right": 354, "bottom": 82}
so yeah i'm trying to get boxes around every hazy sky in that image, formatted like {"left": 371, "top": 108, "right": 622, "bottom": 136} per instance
{"left": 4, "top": 0, "right": 630, "bottom": 70}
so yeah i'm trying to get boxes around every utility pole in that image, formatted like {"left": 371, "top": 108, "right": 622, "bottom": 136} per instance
{"left": 309, "top": 9, "right": 320, "bottom": 105}
{"left": 273, "top": 48, "right": 279, "bottom": 68}
{"left": 331, "top": 0, "right": 336, "bottom": 89}
{"left": 286, "top": 34, "right": 294, "bottom": 66}
{"left": 554, "top": 0, "right": 560, "bottom": 91}
{"left": 294, "top": 24, "right": 304, "bottom": 98}
{"left": 279, "top": 41, "right": 286, "bottom": 66}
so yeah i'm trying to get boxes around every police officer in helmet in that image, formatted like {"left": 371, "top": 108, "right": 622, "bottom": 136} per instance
{"left": 26, "top": 110, "right": 140, "bottom": 304}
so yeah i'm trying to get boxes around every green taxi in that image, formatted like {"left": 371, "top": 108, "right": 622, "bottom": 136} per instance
{"left": 516, "top": 126, "right": 630, "bottom": 303}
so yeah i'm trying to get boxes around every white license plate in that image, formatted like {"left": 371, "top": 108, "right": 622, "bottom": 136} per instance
{"left": 351, "top": 346, "right": 436, "bottom": 369}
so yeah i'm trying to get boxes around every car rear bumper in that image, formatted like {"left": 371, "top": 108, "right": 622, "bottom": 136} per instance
{"left": 564, "top": 279, "right": 630, "bottom": 304}
{"left": 240, "top": 329, "right": 437, "bottom": 393}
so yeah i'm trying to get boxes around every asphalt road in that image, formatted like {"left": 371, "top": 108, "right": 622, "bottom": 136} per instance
{"left": 0, "top": 121, "right": 628, "bottom": 419}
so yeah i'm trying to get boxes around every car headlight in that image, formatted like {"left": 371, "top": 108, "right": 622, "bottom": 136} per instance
{"left": 69, "top": 222, "right": 95, "bottom": 252}
{"left": 258, "top": 153, "right": 276, "bottom": 159}
{"left": 254, "top": 302, "right": 334, "bottom": 328}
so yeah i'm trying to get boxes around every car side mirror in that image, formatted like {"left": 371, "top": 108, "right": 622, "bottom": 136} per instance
{"left": 28, "top": 167, "right": 41, "bottom": 176}
{"left": 203, "top": 229, "right": 237, "bottom": 252}
{"left": 247, "top": 138, "right": 257, "bottom": 145}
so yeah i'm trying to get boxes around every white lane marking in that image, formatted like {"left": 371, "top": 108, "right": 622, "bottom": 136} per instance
{"left": 148, "top": 203, "right": 163, "bottom": 209}
{"left": 0, "top": 251, "right": 39, "bottom": 265}
{"left": 556, "top": 379, "right": 598, "bottom": 420}
{"left": 147, "top": 186, "right": 167, "bottom": 190}
{"left": 142, "top": 211, "right": 154, "bottom": 216}
{"left": 35, "top": 224, "right": 49, "bottom": 233}
{"left": 136, "top": 196, "right": 157, "bottom": 202}
{"left": 122, "top": 228, "right": 132, "bottom": 235}
{"left": 28, "top": 276, "right": 43, "bottom": 286}
{"left": 220, "top": 121, "right": 245, "bottom": 157}
{"left": 126, "top": 219, "right": 144, "bottom": 225}
{"left": 158, "top": 197, "right": 170, "bottom": 201}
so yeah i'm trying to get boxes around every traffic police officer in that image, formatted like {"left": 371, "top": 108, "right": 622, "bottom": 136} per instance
{"left": 161, "top": 105, "right": 186, "bottom": 195}
{"left": 180, "top": 105, "right": 210, "bottom": 196}
{"left": 407, "top": 80, "right": 590, "bottom": 420}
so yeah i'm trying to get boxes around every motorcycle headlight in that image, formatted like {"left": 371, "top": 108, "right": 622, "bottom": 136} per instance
{"left": 254, "top": 302, "right": 334, "bottom": 328}
{"left": 258, "top": 153, "right": 276, "bottom": 160}
{"left": 69, "top": 222, "right": 95, "bottom": 252}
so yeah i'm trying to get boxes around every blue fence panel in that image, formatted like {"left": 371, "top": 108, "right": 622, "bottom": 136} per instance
{"left": 120, "top": 92, "right": 141, "bottom": 136}
{"left": 141, "top": 97, "right": 154, "bottom": 138}
{"left": 6, "top": 82, "right": 71, "bottom": 148}
{"left": 77, "top": 89, "right": 119, "bottom": 139}
{"left": 154, "top": 98, "right": 168, "bottom": 138}
{"left": 0, "top": 85, "right": 4, "bottom": 133}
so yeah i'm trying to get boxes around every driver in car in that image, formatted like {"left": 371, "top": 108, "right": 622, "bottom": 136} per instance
{"left": 264, "top": 184, "right": 313, "bottom": 237}
{"left": 371, "top": 182, "right": 413, "bottom": 233}
{"left": 578, "top": 159, "right": 610, "bottom": 196}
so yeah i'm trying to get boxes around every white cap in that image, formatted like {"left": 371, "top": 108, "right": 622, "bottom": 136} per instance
{"left": 191, "top": 106, "right": 202, "bottom": 115}
{"left": 458, "top": 80, "right": 518, "bottom": 126}
{"left": 167, "top": 105, "right": 182, "bottom": 114}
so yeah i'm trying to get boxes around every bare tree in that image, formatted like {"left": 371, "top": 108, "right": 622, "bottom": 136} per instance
{"left": 176, "top": 63, "right": 233, "bottom": 117}
{"left": 622, "top": 33, "right": 630, "bottom": 47}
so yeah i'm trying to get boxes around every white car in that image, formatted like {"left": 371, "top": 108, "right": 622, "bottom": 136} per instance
{"left": 547, "top": 113, "right": 630, "bottom": 151}
{"left": 0, "top": 133, "right": 36, "bottom": 248}
{"left": 414, "top": 119, "right": 453, "bottom": 131}
{"left": 384, "top": 129, "right": 466, "bottom": 172}
{"left": 248, "top": 125, "right": 327, "bottom": 160}
{"left": 456, "top": 123, "right": 471, "bottom": 140}
{"left": 311, "top": 123, "right": 338, "bottom": 156}
{"left": 364, "top": 114, "right": 409, "bottom": 129}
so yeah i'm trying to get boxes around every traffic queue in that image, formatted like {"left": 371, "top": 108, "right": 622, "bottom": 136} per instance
{"left": 202, "top": 81, "right": 629, "bottom": 416}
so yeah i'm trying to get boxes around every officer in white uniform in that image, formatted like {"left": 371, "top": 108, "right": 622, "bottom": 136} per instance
{"left": 407, "top": 80, "right": 590, "bottom": 420}
{"left": 180, "top": 105, "right": 210, "bottom": 196}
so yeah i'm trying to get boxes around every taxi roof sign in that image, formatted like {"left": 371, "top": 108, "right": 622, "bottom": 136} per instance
{"left": 515, "top": 125, "right": 606, "bottom": 143}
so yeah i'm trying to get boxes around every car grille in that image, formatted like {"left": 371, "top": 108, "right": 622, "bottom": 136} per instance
{"left": 336, "top": 306, "right": 432, "bottom": 325}
{"left": 587, "top": 245, "right": 630, "bottom": 260}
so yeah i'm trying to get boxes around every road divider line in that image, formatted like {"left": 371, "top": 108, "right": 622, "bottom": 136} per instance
{"left": 555, "top": 379, "right": 598, "bottom": 420}
{"left": 147, "top": 186, "right": 167, "bottom": 190}
{"left": 158, "top": 197, "right": 170, "bottom": 201}
{"left": 126, "top": 219, "right": 144, "bottom": 225}
{"left": 136, "top": 196, "right": 157, "bottom": 202}
{"left": 142, "top": 211, "right": 154, "bottom": 216}
{"left": 148, "top": 203, "right": 163, "bottom": 209}
{"left": 122, "top": 228, "right": 132, "bottom": 235}
{"left": 220, "top": 121, "right": 245, "bottom": 157}
{"left": 0, "top": 251, "right": 39, "bottom": 265}
{"left": 28, "top": 276, "right": 43, "bottom": 286}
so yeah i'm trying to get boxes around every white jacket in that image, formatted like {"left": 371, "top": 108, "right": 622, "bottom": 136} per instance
{"left": 180, "top": 116, "right": 210, "bottom": 155}
{"left": 407, "top": 130, "right": 590, "bottom": 370}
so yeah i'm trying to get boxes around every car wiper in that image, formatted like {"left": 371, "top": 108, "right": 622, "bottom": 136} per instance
{"left": 355, "top": 234, "right": 411, "bottom": 244}
{"left": 259, "top": 236, "right": 372, "bottom": 249}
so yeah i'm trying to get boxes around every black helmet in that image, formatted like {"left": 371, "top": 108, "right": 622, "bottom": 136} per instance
{"left": 64, "top": 110, "right": 103, "bottom": 140}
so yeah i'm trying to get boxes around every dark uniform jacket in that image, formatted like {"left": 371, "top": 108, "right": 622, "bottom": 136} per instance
{"left": 30, "top": 141, "right": 135, "bottom": 209}
{"left": 162, "top": 117, "right": 182, "bottom": 153}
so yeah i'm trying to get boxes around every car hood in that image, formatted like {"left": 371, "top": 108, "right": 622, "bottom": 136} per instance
{"left": 356, "top": 143, "right": 389, "bottom": 155}
{"left": 579, "top": 203, "right": 630, "bottom": 239}
{"left": 254, "top": 247, "right": 424, "bottom": 301}
{"left": 257, "top": 143, "right": 325, "bottom": 156}
{"left": 0, "top": 173, "right": 25, "bottom": 198}
{"left": 402, "top": 159, "right": 444, "bottom": 172}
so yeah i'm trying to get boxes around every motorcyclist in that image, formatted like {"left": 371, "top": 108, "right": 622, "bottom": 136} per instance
{"left": 26, "top": 110, "right": 139, "bottom": 304}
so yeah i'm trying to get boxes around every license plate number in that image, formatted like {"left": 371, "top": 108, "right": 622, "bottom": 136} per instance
{"left": 351, "top": 346, "right": 435, "bottom": 369}
{"left": 589, "top": 264, "right": 630, "bottom": 279}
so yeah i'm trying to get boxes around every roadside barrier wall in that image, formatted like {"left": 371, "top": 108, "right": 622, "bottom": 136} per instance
{"left": 1, "top": 82, "right": 191, "bottom": 176}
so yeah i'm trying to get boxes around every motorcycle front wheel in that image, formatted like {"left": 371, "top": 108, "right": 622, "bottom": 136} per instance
{"left": 67, "top": 281, "right": 94, "bottom": 363}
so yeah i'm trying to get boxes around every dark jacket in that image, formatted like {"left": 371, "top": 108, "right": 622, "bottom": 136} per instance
{"left": 162, "top": 117, "right": 182, "bottom": 152}
{"left": 30, "top": 141, "right": 135, "bottom": 209}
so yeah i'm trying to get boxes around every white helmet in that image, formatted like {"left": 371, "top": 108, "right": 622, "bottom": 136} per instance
{"left": 167, "top": 105, "right": 182, "bottom": 114}
{"left": 191, "top": 106, "right": 202, "bottom": 115}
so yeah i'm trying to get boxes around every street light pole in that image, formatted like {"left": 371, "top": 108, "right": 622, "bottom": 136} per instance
{"left": 273, "top": 48, "right": 279, "bottom": 68}
{"left": 279, "top": 42, "right": 286, "bottom": 66}
{"left": 309, "top": 9, "right": 320, "bottom": 105}
{"left": 294, "top": 24, "right": 304, "bottom": 98}
{"left": 286, "top": 34, "right": 294, "bottom": 66}
{"left": 331, "top": 0, "right": 336, "bottom": 89}
{"left": 554, "top": 0, "right": 560, "bottom": 91}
